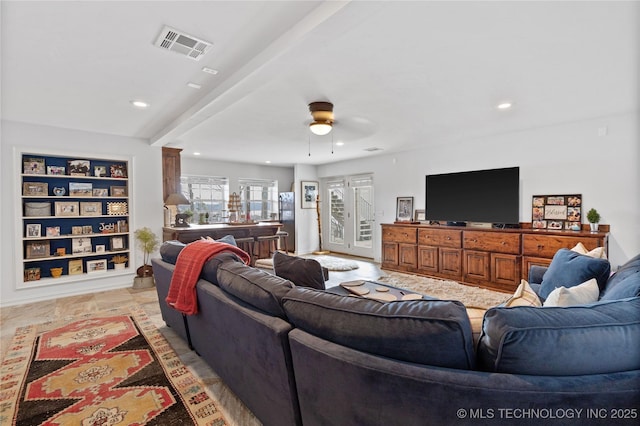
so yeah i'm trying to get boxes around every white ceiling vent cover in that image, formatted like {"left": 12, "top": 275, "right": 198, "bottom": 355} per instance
{"left": 154, "top": 26, "right": 212, "bottom": 61}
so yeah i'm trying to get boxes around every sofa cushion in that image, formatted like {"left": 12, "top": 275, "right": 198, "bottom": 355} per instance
{"left": 282, "top": 287, "right": 476, "bottom": 369}
{"left": 159, "top": 235, "right": 237, "bottom": 264}
{"left": 571, "top": 242, "right": 607, "bottom": 259}
{"left": 601, "top": 253, "right": 640, "bottom": 300}
{"left": 503, "top": 280, "right": 541, "bottom": 307}
{"left": 539, "top": 248, "right": 611, "bottom": 300}
{"left": 477, "top": 297, "right": 640, "bottom": 375}
{"left": 216, "top": 262, "right": 294, "bottom": 319}
{"left": 543, "top": 278, "right": 600, "bottom": 307}
{"left": 273, "top": 251, "right": 326, "bottom": 290}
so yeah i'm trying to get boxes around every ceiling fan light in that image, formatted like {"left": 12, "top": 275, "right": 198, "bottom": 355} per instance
{"left": 310, "top": 121, "right": 332, "bottom": 135}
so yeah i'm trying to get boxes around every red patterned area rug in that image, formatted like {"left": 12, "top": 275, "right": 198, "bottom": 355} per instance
{"left": 0, "top": 305, "right": 226, "bottom": 425}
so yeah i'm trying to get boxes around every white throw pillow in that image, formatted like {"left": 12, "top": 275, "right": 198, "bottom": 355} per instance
{"left": 543, "top": 278, "right": 600, "bottom": 307}
{"left": 504, "top": 279, "right": 541, "bottom": 307}
{"left": 571, "top": 242, "right": 607, "bottom": 259}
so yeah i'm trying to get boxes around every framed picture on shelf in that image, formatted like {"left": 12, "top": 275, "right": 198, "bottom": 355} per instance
{"left": 72, "top": 237, "right": 92, "bottom": 254}
{"left": 23, "top": 158, "right": 45, "bottom": 175}
{"left": 55, "top": 201, "right": 79, "bottom": 216}
{"left": 82, "top": 225, "right": 93, "bottom": 234}
{"left": 46, "top": 226, "right": 60, "bottom": 237}
{"left": 25, "top": 223, "right": 41, "bottom": 238}
{"left": 68, "top": 259, "right": 83, "bottom": 275}
{"left": 80, "top": 202, "right": 102, "bottom": 216}
{"left": 301, "top": 181, "right": 318, "bottom": 209}
{"left": 69, "top": 182, "right": 93, "bottom": 197}
{"left": 110, "top": 236, "right": 125, "bottom": 251}
{"left": 56, "top": 247, "right": 66, "bottom": 256}
{"left": 68, "top": 159, "right": 91, "bottom": 176}
{"left": 110, "top": 186, "right": 127, "bottom": 197}
{"left": 95, "top": 244, "right": 106, "bottom": 253}
{"left": 94, "top": 165, "right": 107, "bottom": 177}
{"left": 93, "top": 188, "right": 109, "bottom": 197}
{"left": 414, "top": 209, "right": 426, "bottom": 222}
{"left": 47, "top": 165, "right": 65, "bottom": 175}
{"left": 396, "top": 197, "right": 414, "bottom": 222}
{"left": 107, "top": 202, "right": 128, "bottom": 215}
{"left": 71, "top": 226, "right": 83, "bottom": 235}
{"left": 110, "top": 164, "right": 127, "bottom": 178}
{"left": 87, "top": 259, "right": 107, "bottom": 273}
{"left": 24, "top": 267, "right": 41, "bottom": 281}
{"left": 23, "top": 182, "right": 48, "bottom": 196}
{"left": 26, "top": 241, "right": 50, "bottom": 259}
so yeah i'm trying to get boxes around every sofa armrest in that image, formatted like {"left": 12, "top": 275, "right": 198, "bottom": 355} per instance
{"left": 528, "top": 265, "right": 548, "bottom": 285}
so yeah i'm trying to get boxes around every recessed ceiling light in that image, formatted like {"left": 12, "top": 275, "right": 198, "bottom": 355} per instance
{"left": 130, "top": 100, "right": 150, "bottom": 108}
{"left": 497, "top": 102, "right": 513, "bottom": 110}
{"left": 265, "top": 160, "right": 271, "bottom": 164}
{"left": 202, "top": 67, "right": 219, "bottom": 75}
{"left": 335, "top": 141, "right": 344, "bottom": 146}
{"left": 194, "top": 152, "right": 201, "bottom": 156}
{"left": 187, "top": 82, "right": 202, "bottom": 89}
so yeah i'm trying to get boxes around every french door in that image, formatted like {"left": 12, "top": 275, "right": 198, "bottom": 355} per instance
{"left": 324, "top": 174, "right": 374, "bottom": 258}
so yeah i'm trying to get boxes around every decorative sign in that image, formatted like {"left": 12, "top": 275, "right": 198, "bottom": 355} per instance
{"left": 532, "top": 194, "right": 582, "bottom": 230}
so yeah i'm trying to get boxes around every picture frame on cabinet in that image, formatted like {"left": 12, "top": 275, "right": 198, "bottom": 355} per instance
{"left": 93, "top": 188, "right": 108, "bottom": 197}
{"left": 396, "top": 196, "right": 414, "bottom": 222}
{"left": 72, "top": 237, "right": 92, "bottom": 254}
{"left": 23, "top": 158, "right": 45, "bottom": 175}
{"left": 68, "top": 159, "right": 91, "bottom": 176}
{"left": 55, "top": 201, "right": 79, "bottom": 216}
{"left": 47, "top": 165, "right": 65, "bottom": 175}
{"left": 68, "top": 259, "right": 83, "bottom": 275}
{"left": 23, "top": 182, "right": 48, "bottom": 196}
{"left": 110, "top": 236, "right": 125, "bottom": 251}
{"left": 87, "top": 259, "right": 107, "bottom": 273}
{"left": 46, "top": 226, "right": 60, "bottom": 237}
{"left": 94, "top": 165, "right": 107, "bottom": 177}
{"left": 110, "top": 186, "right": 127, "bottom": 197}
{"left": 26, "top": 223, "right": 41, "bottom": 238}
{"left": 69, "top": 182, "right": 93, "bottom": 197}
{"left": 110, "top": 164, "right": 127, "bottom": 178}
{"left": 26, "top": 241, "right": 50, "bottom": 259}
{"left": 414, "top": 209, "right": 426, "bottom": 222}
{"left": 80, "top": 202, "right": 102, "bottom": 216}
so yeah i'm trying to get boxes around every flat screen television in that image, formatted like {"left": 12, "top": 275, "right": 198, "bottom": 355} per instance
{"left": 425, "top": 166, "right": 520, "bottom": 225}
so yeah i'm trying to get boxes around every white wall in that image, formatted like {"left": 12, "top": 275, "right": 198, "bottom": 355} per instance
{"left": 1, "top": 121, "right": 164, "bottom": 306}
{"left": 318, "top": 112, "right": 639, "bottom": 269}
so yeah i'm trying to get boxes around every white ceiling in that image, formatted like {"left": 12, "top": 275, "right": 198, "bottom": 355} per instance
{"left": 2, "top": 1, "right": 638, "bottom": 166}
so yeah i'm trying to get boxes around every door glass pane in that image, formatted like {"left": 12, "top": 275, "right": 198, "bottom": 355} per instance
{"left": 329, "top": 187, "right": 345, "bottom": 245}
{"left": 353, "top": 185, "right": 373, "bottom": 248}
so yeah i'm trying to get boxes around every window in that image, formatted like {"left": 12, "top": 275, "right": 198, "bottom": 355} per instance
{"left": 238, "top": 178, "right": 278, "bottom": 221}
{"left": 180, "top": 176, "right": 229, "bottom": 223}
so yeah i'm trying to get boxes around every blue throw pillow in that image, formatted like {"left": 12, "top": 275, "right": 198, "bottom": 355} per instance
{"left": 539, "top": 249, "right": 610, "bottom": 300}
{"left": 601, "top": 253, "right": 640, "bottom": 300}
{"left": 159, "top": 240, "right": 186, "bottom": 264}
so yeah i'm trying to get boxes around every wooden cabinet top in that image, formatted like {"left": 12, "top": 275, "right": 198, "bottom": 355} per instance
{"left": 381, "top": 223, "right": 609, "bottom": 239}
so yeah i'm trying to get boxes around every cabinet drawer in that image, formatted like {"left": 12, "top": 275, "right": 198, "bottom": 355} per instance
{"left": 463, "top": 231, "right": 521, "bottom": 254}
{"left": 522, "top": 234, "right": 602, "bottom": 258}
{"left": 418, "top": 229, "right": 461, "bottom": 248}
{"left": 382, "top": 226, "right": 417, "bottom": 244}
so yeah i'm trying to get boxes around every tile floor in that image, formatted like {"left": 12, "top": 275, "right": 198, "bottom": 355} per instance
{"left": 0, "top": 254, "right": 385, "bottom": 425}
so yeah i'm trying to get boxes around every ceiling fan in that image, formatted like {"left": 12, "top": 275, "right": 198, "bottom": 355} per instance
{"left": 308, "top": 101, "right": 334, "bottom": 136}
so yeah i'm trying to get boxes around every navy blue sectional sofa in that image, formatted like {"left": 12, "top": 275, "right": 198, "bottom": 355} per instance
{"left": 152, "top": 241, "right": 640, "bottom": 426}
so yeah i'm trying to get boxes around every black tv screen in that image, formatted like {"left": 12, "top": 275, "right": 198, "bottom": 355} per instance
{"left": 425, "top": 167, "right": 520, "bottom": 224}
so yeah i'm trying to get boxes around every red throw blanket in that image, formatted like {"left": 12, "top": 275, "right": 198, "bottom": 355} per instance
{"left": 166, "top": 240, "right": 251, "bottom": 315}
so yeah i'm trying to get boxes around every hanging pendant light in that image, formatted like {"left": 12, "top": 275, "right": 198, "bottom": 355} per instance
{"left": 308, "top": 102, "right": 334, "bottom": 135}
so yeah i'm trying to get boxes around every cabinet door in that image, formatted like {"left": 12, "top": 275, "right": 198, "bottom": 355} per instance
{"left": 440, "top": 248, "right": 462, "bottom": 277}
{"left": 418, "top": 245, "right": 438, "bottom": 273}
{"left": 382, "top": 242, "right": 399, "bottom": 266}
{"left": 398, "top": 243, "right": 417, "bottom": 268}
{"left": 522, "top": 256, "right": 553, "bottom": 280}
{"left": 491, "top": 253, "right": 521, "bottom": 289}
{"left": 463, "top": 250, "right": 490, "bottom": 282}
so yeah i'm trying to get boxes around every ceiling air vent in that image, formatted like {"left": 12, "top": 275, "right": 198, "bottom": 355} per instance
{"left": 154, "top": 26, "right": 212, "bottom": 61}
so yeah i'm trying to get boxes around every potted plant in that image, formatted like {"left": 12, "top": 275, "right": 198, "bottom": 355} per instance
{"left": 586, "top": 208, "right": 600, "bottom": 232}
{"left": 134, "top": 227, "right": 159, "bottom": 278}
{"left": 110, "top": 254, "right": 128, "bottom": 270}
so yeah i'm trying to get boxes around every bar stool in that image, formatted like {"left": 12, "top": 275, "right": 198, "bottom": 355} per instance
{"left": 255, "top": 234, "right": 280, "bottom": 260}
{"left": 235, "top": 236, "right": 256, "bottom": 266}
{"left": 276, "top": 230, "right": 289, "bottom": 254}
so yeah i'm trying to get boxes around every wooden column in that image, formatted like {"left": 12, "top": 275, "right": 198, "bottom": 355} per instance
{"left": 162, "top": 147, "right": 182, "bottom": 202}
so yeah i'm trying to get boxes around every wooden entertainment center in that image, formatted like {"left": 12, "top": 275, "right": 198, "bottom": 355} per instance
{"left": 381, "top": 223, "right": 609, "bottom": 293}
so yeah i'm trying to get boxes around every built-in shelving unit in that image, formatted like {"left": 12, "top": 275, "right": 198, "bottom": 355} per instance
{"left": 17, "top": 152, "right": 132, "bottom": 287}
